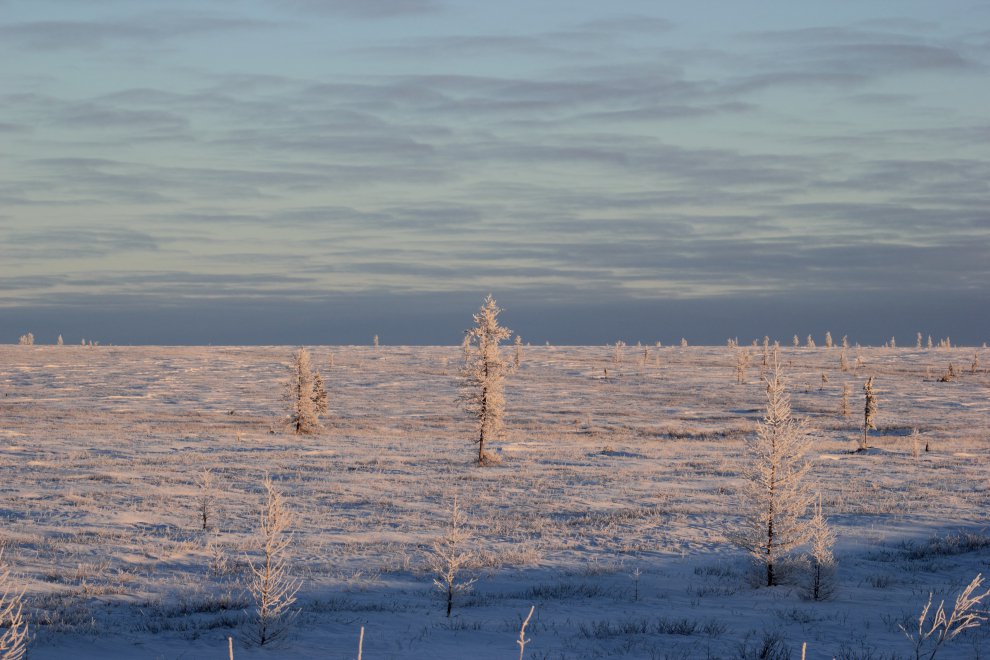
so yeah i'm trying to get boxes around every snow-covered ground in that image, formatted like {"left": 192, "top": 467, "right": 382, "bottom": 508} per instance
{"left": 0, "top": 344, "right": 987, "bottom": 659}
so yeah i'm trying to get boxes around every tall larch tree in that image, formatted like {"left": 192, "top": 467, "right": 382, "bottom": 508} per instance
{"left": 461, "top": 295, "right": 512, "bottom": 466}
{"left": 285, "top": 348, "right": 325, "bottom": 435}
{"left": 737, "top": 358, "right": 814, "bottom": 586}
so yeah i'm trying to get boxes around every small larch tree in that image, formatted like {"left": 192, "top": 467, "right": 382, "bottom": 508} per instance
{"left": 285, "top": 348, "right": 326, "bottom": 435}
{"left": 248, "top": 476, "right": 300, "bottom": 646}
{"left": 426, "top": 498, "right": 477, "bottom": 617}
{"left": 737, "top": 359, "right": 814, "bottom": 587}
{"left": 461, "top": 295, "right": 512, "bottom": 466}
{"left": 806, "top": 494, "right": 836, "bottom": 601}
{"left": 862, "top": 376, "right": 877, "bottom": 451}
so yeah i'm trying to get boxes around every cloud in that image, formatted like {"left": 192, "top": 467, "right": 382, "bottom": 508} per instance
{"left": 0, "top": 13, "right": 271, "bottom": 50}
{"left": 0, "top": 227, "right": 160, "bottom": 259}
{"left": 272, "top": 0, "right": 443, "bottom": 18}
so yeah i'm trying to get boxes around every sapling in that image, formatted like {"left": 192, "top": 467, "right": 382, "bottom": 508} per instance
{"left": 735, "top": 349, "right": 752, "bottom": 384}
{"left": 197, "top": 468, "right": 216, "bottom": 531}
{"left": 427, "top": 498, "right": 476, "bottom": 617}
{"left": 841, "top": 383, "right": 851, "bottom": 417}
{"left": 839, "top": 350, "right": 848, "bottom": 372}
{"left": 917, "top": 333, "right": 923, "bottom": 349}
{"left": 861, "top": 376, "right": 877, "bottom": 451}
{"left": 613, "top": 340, "right": 625, "bottom": 365}
{"left": 806, "top": 494, "right": 836, "bottom": 601}
{"left": 824, "top": 332, "right": 833, "bottom": 348}
{"left": 514, "top": 335, "right": 522, "bottom": 369}
{"left": 247, "top": 476, "right": 300, "bottom": 646}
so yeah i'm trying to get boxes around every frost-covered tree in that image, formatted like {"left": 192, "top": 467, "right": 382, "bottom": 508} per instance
{"left": 16, "top": 333, "right": 33, "bottom": 346}
{"left": 426, "top": 498, "right": 476, "bottom": 617}
{"left": 806, "top": 494, "right": 836, "bottom": 601}
{"left": 285, "top": 348, "right": 325, "bottom": 435}
{"left": 861, "top": 376, "right": 877, "bottom": 451}
{"left": 56, "top": 334, "right": 63, "bottom": 346}
{"left": 841, "top": 383, "right": 852, "bottom": 417}
{"left": 248, "top": 476, "right": 300, "bottom": 646}
{"left": 735, "top": 349, "right": 752, "bottom": 384}
{"left": 824, "top": 332, "right": 833, "bottom": 348}
{"left": 513, "top": 335, "right": 522, "bottom": 369}
{"left": 737, "top": 361, "right": 814, "bottom": 586}
{"left": 462, "top": 295, "right": 512, "bottom": 466}
{"left": 612, "top": 340, "right": 626, "bottom": 364}
{"left": 312, "top": 371, "right": 328, "bottom": 416}
{"left": 0, "top": 552, "right": 28, "bottom": 660}
{"left": 792, "top": 335, "right": 799, "bottom": 348}
{"left": 197, "top": 469, "right": 216, "bottom": 531}
{"left": 916, "top": 332, "right": 923, "bottom": 350}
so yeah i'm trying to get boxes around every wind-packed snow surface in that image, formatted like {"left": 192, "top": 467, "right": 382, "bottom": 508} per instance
{"left": 0, "top": 345, "right": 987, "bottom": 659}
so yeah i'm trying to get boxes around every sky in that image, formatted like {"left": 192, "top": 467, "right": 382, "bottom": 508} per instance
{"left": 1, "top": 0, "right": 988, "bottom": 345}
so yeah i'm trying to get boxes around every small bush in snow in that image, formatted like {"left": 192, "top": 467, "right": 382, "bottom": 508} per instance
{"left": 900, "top": 573, "right": 989, "bottom": 660}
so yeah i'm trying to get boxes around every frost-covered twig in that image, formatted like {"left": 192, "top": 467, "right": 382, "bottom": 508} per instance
{"left": 900, "top": 574, "right": 990, "bottom": 660}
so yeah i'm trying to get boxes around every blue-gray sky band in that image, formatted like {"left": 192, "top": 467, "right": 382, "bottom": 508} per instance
{"left": 1, "top": 1, "right": 988, "bottom": 344}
